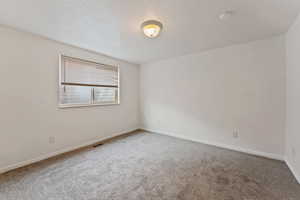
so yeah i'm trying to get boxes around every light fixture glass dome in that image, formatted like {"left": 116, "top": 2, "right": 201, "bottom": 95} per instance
{"left": 141, "top": 20, "right": 163, "bottom": 38}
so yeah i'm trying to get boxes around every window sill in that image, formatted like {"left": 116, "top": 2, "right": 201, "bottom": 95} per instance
{"left": 58, "top": 102, "right": 120, "bottom": 109}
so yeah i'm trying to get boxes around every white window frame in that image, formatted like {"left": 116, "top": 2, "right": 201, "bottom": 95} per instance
{"left": 58, "top": 55, "right": 120, "bottom": 108}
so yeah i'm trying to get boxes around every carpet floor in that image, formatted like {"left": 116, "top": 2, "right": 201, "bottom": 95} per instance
{"left": 0, "top": 131, "right": 299, "bottom": 200}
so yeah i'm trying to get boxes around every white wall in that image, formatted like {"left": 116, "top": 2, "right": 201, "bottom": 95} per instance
{"left": 286, "top": 13, "right": 300, "bottom": 183}
{"left": 0, "top": 23, "right": 294, "bottom": 179}
{"left": 140, "top": 36, "right": 286, "bottom": 159}
{"left": 0, "top": 26, "right": 140, "bottom": 172}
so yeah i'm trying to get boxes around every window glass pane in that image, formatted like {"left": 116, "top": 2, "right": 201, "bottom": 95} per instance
{"left": 60, "top": 85, "right": 91, "bottom": 105}
{"left": 93, "top": 87, "right": 118, "bottom": 104}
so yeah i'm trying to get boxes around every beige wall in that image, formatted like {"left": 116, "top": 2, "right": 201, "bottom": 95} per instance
{"left": 0, "top": 26, "right": 140, "bottom": 172}
{"left": 286, "top": 13, "right": 300, "bottom": 183}
{"left": 140, "top": 36, "right": 286, "bottom": 159}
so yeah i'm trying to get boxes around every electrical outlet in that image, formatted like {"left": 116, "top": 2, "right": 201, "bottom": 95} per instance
{"left": 233, "top": 129, "right": 239, "bottom": 138}
{"left": 49, "top": 136, "right": 55, "bottom": 144}
{"left": 157, "top": 119, "right": 161, "bottom": 125}
{"left": 292, "top": 147, "right": 296, "bottom": 159}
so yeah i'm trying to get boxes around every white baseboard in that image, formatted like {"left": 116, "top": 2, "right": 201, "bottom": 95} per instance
{"left": 0, "top": 128, "right": 139, "bottom": 175}
{"left": 285, "top": 159, "right": 300, "bottom": 184}
{"left": 141, "top": 128, "right": 284, "bottom": 161}
{"left": 3, "top": 127, "right": 298, "bottom": 184}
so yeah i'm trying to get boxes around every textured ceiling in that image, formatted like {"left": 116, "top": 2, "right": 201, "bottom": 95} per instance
{"left": 1, "top": 0, "right": 300, "bottom": 64}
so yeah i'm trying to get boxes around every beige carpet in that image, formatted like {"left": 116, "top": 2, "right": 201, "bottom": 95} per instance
{"left": 0, "top": 131, "right": 299, "bottom": 200}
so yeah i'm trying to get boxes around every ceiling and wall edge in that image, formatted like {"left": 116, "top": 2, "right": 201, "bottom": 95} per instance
{"left": 0, "top": 24, "right": 138, "bottom": 66}
{"left": 0, "top": 19, "right": 296, "bottom": 67}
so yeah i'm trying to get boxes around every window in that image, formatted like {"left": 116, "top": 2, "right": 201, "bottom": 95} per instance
{"left": 59, "top": 55, "right": 119, "bottom": 108}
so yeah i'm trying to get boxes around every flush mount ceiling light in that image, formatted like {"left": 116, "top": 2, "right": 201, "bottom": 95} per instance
{"left": 141, "top": 20, "right": 163, "bottom": 38}
{"left": 219, "top": 10, "right": 236, "bottom": 20}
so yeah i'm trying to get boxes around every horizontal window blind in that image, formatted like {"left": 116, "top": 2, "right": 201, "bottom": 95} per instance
{"left": 60, "top": 85, "right": 92, "bottom": 105}
{"left": 93, "top": 87, "right": 118, "bottom": 103}
{"left": 59, "top": 55, "right": 119, "bottom": 107}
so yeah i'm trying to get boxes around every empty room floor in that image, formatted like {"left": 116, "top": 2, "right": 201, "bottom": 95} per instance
{"left": 0, "top": 131, "right": 299, "bottom": 200}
